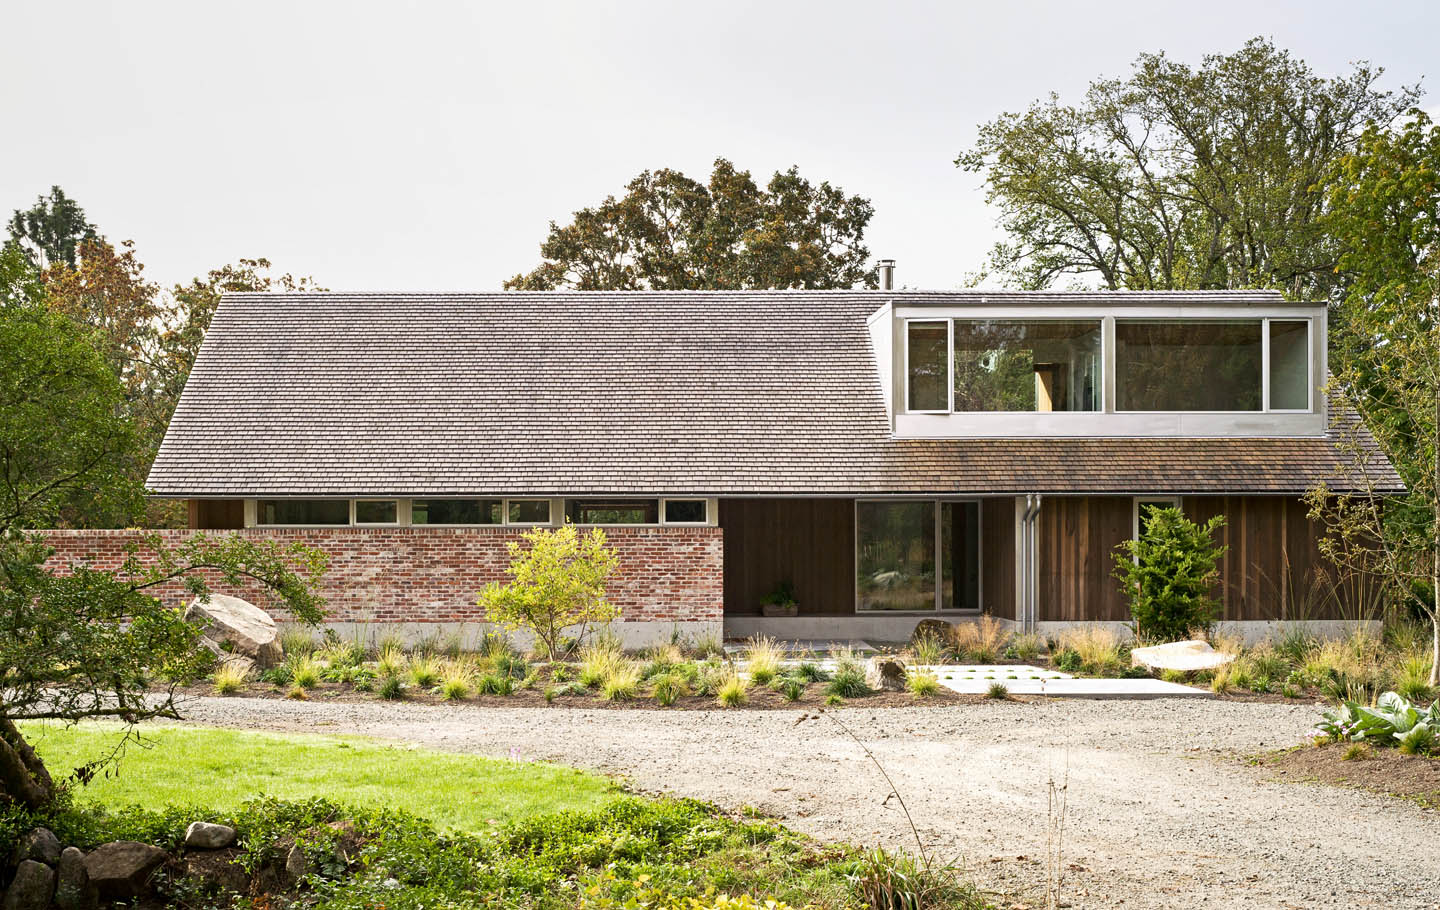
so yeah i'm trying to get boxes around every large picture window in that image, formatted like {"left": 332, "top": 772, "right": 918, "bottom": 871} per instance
{"left": 1116, "top": 320, "right": 1262, "bottom": 411}
{"left": 952, "top": 319, "right": 1101, "bottom": 412}
{"left": 856, "top": 500, "right": 981, "bottom": 612}
{"left": 1268, "top": 320, "right": 1310, "bottom": 410}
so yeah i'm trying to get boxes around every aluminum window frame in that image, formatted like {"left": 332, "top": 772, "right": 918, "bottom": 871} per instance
{"left": 352, "top": 498, "right": 402, "bottom": 526}
{"left": 660, "top": 498, "right": 710, "bottom": 525}
{"left": 1132, "top": 496, "right": 1182, "bottom": 541}
{"left": 853, "top": 497, "right": 985, "bottom": 615}
{"left": 902, "top": 319, "right": 952, "bottom": 414}
{"left": 1264, "top": 317, "right": 1313, "bottom": 413}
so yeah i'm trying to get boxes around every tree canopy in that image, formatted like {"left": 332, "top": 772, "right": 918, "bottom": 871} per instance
{"left": 506, "top": 158, "right": 876, "bottom": 290}
{"left": 957, "top": 37, "right": 1419, "bottom": 296}
{"left": 7, "top": 186, "right": 98, "bottom": 271}
{"left": 1307, "top": 110, "right": 1440, "bottom": 685}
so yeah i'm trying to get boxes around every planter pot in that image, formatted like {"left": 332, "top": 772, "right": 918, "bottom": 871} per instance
{"left": 761, "top": 602, "right": 798, "bottom": 618}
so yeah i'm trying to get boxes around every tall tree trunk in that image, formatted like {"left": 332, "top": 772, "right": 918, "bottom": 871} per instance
{"left": 0, "top": 717, "right": 53, "bottom": 810}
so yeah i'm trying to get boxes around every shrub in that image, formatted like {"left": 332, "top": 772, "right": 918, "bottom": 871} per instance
{"left": 1053, "top": 648, "right": 1083, "bottom": 673}
{"left": 1316, "top": 691, "right": 1440, "bottom": 754}
{"left": 477, "top": 673, "right": 516, "bottom": 696}
{"left": 985, "top": 682, "right": 1009, "bottom": 700}
{"left": 825, "top": 666, "right": 870, "bottom": 699}
{"left": 651, "top": 672, "right": 691, "bottom": 706}
{"left": 1159, "top": 668, "right": 1186, "bottom": 684}
{"left": 378, "top": 676, "right": 405, "bottom": 700}
{"left": 825, "top": 693, "right": 844, "bottom": 707}
{"left": 909, "top": 632, "right": 947, "bottom": 665}
{"left": 1113, "top": 507, "right": 1226, "bottom": 642}
{"left": 1398, "top": 723, "right": 1436, "bottom": 756}
{"left": 212, "top": 663, "right": 248, "bottom": 695}
{"left": 601, "top": 663, "right": 641, "bottom": 701}
{"left": 906, "top": 669, "right": 940, "bottom": 698}
{"left": 716, "top": 674, "right": 748, "bottom": 707}
{"left": 780, "top": 678, "right": 805, "bottom": 701}
{"left": 1281, "top": 682, "right": 1301, "bottom": 699}
{"left": 477, "top": 524, "right": 620, "bottom": 659}
{"left": 694, "top": 659, "right": 730, "bottom": 696}
{"left": 744, "top": 635, "right": 783, "bottom": 686}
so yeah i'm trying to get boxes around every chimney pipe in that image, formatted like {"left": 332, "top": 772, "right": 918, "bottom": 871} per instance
{"left": 877, "top": 259, "right": 895, "bottom": 290}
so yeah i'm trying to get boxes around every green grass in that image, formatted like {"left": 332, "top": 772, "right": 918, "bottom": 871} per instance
{"left": 22, "top": 723, "right": 615, "bottom": 833}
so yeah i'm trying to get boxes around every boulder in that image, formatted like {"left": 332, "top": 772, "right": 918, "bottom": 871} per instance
{"left": 284, "top": 842, "right": 308, "bottom": 884}
{"left": 83, "top": 841, "right": 166, "bottom": 901}
{"left": 3, "top": 860, "right": 55, "bottom": 910}
{"left": 185, "top": 594, "right": 282, "bottom": 668}
{"left": 865, "top": 656, "right": 907, "bottom": 692}
{"left": 184, "top": 821, "right": 237, "bottom": 850}
{"left": 10, "top": 827, "right": 61, "bottom": 866}
{"left": 1130, "top": 639, "right": 1236, "bottom": 673}
{"left": 54, "top": 848, "right": 97, "bottom": 910}
{"left": 910, "top": 619, "right": 952, "bottom": 645}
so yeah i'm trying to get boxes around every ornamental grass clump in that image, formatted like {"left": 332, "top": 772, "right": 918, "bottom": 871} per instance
{"left": 780, "top": 677, "right": 805, "bottom": 701}
{"left": 379, "top": 676, "right": 405, "bottom": 700}
{"left": 280, "top": 628, "right": 317, "bottom": 657}
{"left": 408, "top": 656, "right": 441, "bottom": 688}
{"left": 439, "top": 665, "right": 473, "bottom": 700}
{"left": 650, "top": 672, "right": 692, "bottom": 706}
{"left": 744, "top": 635, "right": 784, "bottom": 686}
{"left": 601, "top": 662, "right": 642, "bottom": 701}
{"left": 1396, "top": 655, "right": 1435, "bottom": 703}
{"left": 290, "top": 655, "right": 321, "bottom": 689}
{"left": 1058, "top": 626, "right": 1124, "bottom": 676}
{"left": 825, "top": 665, "right": 871, "bottom": 699}
{"left": 906, "top": 669, "right": 941, "bottom": 698}
{"left": 578, "top": 644, "right": 625, "bottom": 689}
{"left": 1114, "top": 507, "right": 1226, "bottom": 642}
{"left": 716, "top": 673, "right": 748, "bottom": 707}
{"left": 909, "top": 632, "right": 946, "bottom": 665}
{"left": 377, "top": 643, "right": 405, "bottom": 679}
{"left": 212, "top": 663, "right": 248, "bottom": 695}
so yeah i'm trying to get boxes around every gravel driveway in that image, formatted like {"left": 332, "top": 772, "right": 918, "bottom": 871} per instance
{"left": 168, "top": 696, "right": 1439, "bottom": 910}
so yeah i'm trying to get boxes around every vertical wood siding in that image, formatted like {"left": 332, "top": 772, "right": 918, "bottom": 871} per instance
{"left": 719, "top": 498, "right": 856, "bottom": 616}
{"left": 1037, "top": 496, "right": 1133, "bottom": 622}
{"left": 982, "top": 497, "right": 1017, "bottom": 619}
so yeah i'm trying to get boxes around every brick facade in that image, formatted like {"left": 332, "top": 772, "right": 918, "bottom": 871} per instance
{"left": 40, "top": 527, "right": 724, "bottom": 626}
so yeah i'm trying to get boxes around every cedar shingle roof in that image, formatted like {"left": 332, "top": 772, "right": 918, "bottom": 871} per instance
{"left": 146, "top": 291, "right": 1404, "bottom": 497}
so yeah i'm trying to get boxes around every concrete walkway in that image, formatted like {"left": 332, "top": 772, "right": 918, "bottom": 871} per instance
{"left": 924, "top": 664, "right": 1210, "bottom": 698}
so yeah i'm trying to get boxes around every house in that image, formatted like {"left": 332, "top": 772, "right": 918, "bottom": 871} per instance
{"left": 113, "top": 280, "right": 1402, "bottom": 645}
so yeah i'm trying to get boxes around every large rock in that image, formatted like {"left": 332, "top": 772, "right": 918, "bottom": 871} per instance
{"left": 10, "top": 827, "right": 61, "bottom": 866}
{"left": 186, "top": 594, "right": 282, "bottom": 668}
{"left": 54, "top": 848, "right": 97, "bottom": 910}
{"left": 184, "top": 821, "right": 236, "bottom": 849}
{"left": 865, "top": 656, "right": 907, "bottom": 692}
{"left": 3, "top": 860, "right": 55, "bottom": 910}
{"left": 83, "top": 841, "right": 166, "bottom": 901}
{"left": 1130, "top": 639, "right": 1236, "bottom": 673}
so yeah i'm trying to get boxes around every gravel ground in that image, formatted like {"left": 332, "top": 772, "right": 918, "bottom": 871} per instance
{"left": 166, "top": 695, "right": 1440, "bottom": 910}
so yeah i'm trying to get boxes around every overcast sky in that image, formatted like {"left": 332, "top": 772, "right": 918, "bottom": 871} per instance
{"left": 4, "top": 0, "right": 1438, "bottom": 292}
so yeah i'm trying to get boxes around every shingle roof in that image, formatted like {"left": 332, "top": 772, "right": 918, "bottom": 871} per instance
{"left": 147, "top": 291, "right": 1404, "bottom": 497}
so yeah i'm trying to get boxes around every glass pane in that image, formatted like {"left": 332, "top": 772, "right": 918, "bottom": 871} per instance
{"left": 1116, "top": 320, "right": 1262, "bottom": 411}
{"left": 940, "top": 502, "right": 980, "bottom": 610}
{"left": 508, "top": 499, "right": 551, "bottom": 523}
{"left": 664, "top": 500, "right": 707, "bottom": 523}
{"left": 1268, "top": 320, "right": 1310, "bottom": 410}
{"left": 258, "top": 499, "right": 349, "bottom": 525}
{"left": 952, "top": 320, "right": 1101, "bottom": 412}
{"left": 856, "top": 501, "right": 936, "bottom": 611}
{"left": 354, "top": 500, "right": 397, "bottom": 523}
{"left": 566, "top": 500, "right": 658, "bottom": 524}
{"left": 412, "top": 499, "right": 502, "bottom": 525}
{"left": 907, "top": 321, "right": 948, "bottom": 410}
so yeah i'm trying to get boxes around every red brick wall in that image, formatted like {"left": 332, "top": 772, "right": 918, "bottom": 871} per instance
{"left": 39, "top": 527, "right": 724, "bottom": 624}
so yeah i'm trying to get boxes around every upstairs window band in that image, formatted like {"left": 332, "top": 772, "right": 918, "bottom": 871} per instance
{"left": 906, "top": 316, "right": 1312, "bottom": 415}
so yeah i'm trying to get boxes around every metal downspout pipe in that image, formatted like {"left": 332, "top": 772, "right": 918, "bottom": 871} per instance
{"left": 1020, "top": 494, "right": 1043, "bottom": 634}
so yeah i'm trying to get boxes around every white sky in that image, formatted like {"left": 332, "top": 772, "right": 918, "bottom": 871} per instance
{"left": 4, "top": 0, "right": 1438, "bottom": 292}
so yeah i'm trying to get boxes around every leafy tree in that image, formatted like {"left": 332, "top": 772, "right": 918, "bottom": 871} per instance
{"left": 1306, "top": 111, "right": 1440, "bottom": 685}
{"left": 506, "top": 158, "right": 876, "bottom": 290}
{"left": 0, "top": 304, "right": 142, "bottom": 529}
{"left": 7, "top": 186, "right": 98, "bottom": 270}
{"left": 0, "top": 531, "right": 326, "bottom": 809}
{"left": 0, "top": 243, "right": 43, "bottom": 309}
{"left": 1113, "top": 507, "right": 1227, "bottom": 642}
{"left": 477, "top": 524, "right": 619, "bottom": 659}
{"left": 957, "top": 38, "right": 1418, "bottom": 295}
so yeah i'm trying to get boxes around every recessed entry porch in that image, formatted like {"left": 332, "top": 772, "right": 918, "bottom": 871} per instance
{"left": 719, "top": 496, "right": 1018, "bottom": 642}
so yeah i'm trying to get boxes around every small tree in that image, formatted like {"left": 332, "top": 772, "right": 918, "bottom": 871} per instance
{"left": 477, "top": 524, "right": 619, "bottom": 659}
{"left": 1113, "top": 508, "right": 1227, "bottom": 642}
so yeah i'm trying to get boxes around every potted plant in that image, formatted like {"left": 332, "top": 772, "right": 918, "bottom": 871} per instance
{"left": 760, "top": 581, "right": 799, "bottom": 617}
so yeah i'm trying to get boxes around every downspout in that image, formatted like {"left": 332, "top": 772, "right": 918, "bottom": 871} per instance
{"left": 1020, "top": 495, "right": 1042, "bottom": 634}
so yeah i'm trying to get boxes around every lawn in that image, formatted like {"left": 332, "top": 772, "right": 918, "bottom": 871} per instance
{"left": 21, "top": 722, "right": 616, "bottom": 832}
